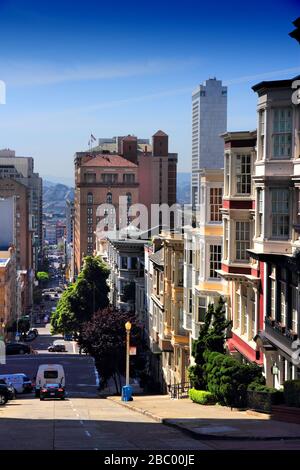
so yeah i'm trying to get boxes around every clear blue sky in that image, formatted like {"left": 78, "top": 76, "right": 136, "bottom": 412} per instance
{"left": 0, "top": 0, "right": 299, "bottom": 182}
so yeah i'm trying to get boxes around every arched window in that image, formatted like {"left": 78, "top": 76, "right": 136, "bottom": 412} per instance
{"left": 126, "top": 192, "right": 132, "bottom": 206}
{"left": 87, "top": 192, "right": 93, "bottom": 205}
{"left": 106, "top": 192, "right": 112, "bottom": 204}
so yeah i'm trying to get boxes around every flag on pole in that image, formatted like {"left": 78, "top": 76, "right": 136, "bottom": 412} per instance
{"left": 91, "top": 133, "right": 96, "bottom": 142}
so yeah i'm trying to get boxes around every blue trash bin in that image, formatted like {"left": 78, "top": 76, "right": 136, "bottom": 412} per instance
{"left": 122, "top": 385, "right": 133, "bottom": 402}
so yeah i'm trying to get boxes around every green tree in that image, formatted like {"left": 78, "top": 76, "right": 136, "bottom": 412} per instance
{"left": 189, "top": 297, "right": 231, "bottom": 389}
{"left": 51, "top": 255, "right": 110, "bottom": 334}
{"left": 36, "top": 271, "right": 49, "bottom": 287}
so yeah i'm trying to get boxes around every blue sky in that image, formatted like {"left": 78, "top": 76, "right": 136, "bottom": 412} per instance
{"left": 0, "top": 0, "right": 299, "bottom": 182}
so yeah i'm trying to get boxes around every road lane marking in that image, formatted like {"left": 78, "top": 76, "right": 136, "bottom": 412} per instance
{"left": 85, "top": 430, "right": 91, "bottom": 438}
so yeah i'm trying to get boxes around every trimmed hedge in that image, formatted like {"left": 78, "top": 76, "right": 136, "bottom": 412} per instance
{"left": 247, "top": 383, "right": 284, "bottom": 412}
{"left": 284, "top": 380, "right": 300, "bottom": 408}
{"left": 203, "top": 351, "right": 264, "bottom": 407}
{"left": 189, "top": 388, "right": 216, "bottom": 405}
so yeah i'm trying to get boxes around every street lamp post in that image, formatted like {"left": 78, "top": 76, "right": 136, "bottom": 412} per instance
{"left": 125, "top": 321, "right": 131, "bottom": 387}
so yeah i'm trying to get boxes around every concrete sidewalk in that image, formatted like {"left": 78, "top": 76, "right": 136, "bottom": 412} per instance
{"left": 107, "top": 395, "right": 300, "bottom": 441}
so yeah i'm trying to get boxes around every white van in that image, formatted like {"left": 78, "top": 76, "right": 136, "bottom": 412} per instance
{"left": 0, "top": 374, "right": 29, "bottom": 393}
{"left": 35, "top": 364, "right": 65, "bottom": 397}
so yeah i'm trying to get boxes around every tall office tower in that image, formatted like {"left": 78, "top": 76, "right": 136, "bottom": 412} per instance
{"left": 191, "top": 78, "right": 227, "bottom": 208}
{"left": 0, "top": 149, "right": 43, "bottom": 269}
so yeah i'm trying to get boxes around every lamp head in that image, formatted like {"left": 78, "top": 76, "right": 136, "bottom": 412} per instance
{"left": 125, "top": 321, "right": 132, "bottom": 331}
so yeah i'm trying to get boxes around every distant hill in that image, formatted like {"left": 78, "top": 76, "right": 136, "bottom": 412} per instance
{"left": 177, "top": 172, "right": 190, "bottom": 205}
{"left": 43, "top": 181, "right": 74, "bottom": 214}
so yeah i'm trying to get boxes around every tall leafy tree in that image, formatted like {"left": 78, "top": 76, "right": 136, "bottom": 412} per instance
{"left": 51, "top": 255, "right": 110, "bottom": 334}
{"left": 79, "top": 308, "right": 144, "bottom": 394}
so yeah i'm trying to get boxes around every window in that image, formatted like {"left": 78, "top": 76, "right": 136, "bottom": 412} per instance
{"left": 87, "top": 193, "right": 93, "bottom": 204}
{"left": 101, "top": 173, "right": 118, "bottom": 184}
{"left": 257, "top": 189, "right": 263, "bottom": 237}
{"left": 209, "top": 245, "right": 221, "bottom": 279}
{"left": 225, "top": 155, "right": 230, "bottom": 195}
{"left": 123, "top": 173, "right": 135, "bottom": 183}
{"left": 106, "top": 192, "right": 112, "bottom": 204}
{"left": 210, "top": 187, "right": 223, "bottom": 222}
{"left": 291, "top": 282, "right": 298, "bottom": 333}
{"left": 84, "top": 173, "right": 96, "bottom": 183}
{"left": 250, "top": 289, "right": 256, "bottom": 339}
{"left": 200, "top": 90, "right": 206, "bottom": 96}
{"left": 131, "top": 257, "right": 137, "bottom": 269}
{"left": 235, "top": 291, "right": 241, "bottom": 329}
{"left": 188, "top": 289, "right": 193, "bottom": 313}
{"left": 269, "top": 266, "right": 276, "bottom": 319}
{"left": 224, "top": 219, "right": 229, "bottom": 260}
{"left": 271, "top": 189, "right": 289, "bottom": 239}
{"left": 259, "top": 110, "right": 265, "bottom": 158}
{"left": 236, "top": 155, "right": 251, "bottom": 194}
{"left": 273, "top": 108, "right": 292, "bottom": 158}
{"left": 280, "top": 281, "right": 286, "bottom": 326}
{"left": 241, "top": 286, "right": 248, "bottom": 336}
{"left": 87, "top": 207, "right": 93, "bottom": 215}
{"left": 236, "top": 221, "right": 250, "bottom": 261}
{"left": 121, "top": 257, "right": 128, "bottom": 269}
{"left": 87, "top": 236, "right": 93, "bottom": 243}
{"left": 198, "top": 297, "right": 206, "bottom": 322}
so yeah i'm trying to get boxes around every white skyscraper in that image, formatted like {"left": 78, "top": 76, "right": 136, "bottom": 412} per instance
{"left": 191, "top": 78, "right": 227, "bottom": 207}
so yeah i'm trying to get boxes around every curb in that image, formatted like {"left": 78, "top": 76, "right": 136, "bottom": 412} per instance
{"left": 106, "top": 397, "right": 300, "bottom": 442}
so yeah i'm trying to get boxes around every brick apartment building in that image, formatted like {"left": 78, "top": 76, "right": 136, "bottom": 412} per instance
{"left": 74, "top": 130, "right": 178, "bottom": 274}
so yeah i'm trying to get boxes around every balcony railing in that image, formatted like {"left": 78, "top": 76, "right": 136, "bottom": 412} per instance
{"left": 265, "top": 316, "right": 298, "bottom": 344}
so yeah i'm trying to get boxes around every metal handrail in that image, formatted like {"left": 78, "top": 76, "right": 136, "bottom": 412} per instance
{"left": 168, "top": 381, "right": 191, "bottom": 399}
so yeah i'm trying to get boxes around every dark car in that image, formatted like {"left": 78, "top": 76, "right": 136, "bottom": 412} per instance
{"left": 48, "top": 342, "right": 66, "bottom": 352}
{"left": 0, "top": 384, "right": 13, "bottom": 405}
{"left": 6, "top": 342, "right": 32, "bottom": 355}
{"left": 40, "top": 383, "right": 65, "bottom": 400}
{"left": 0, "top": 380, "right": 15, "bottom": 401}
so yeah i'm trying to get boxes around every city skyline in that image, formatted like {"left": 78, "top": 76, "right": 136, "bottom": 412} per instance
{"left": 0, "top": 0, "right": 299, "bottom": 179}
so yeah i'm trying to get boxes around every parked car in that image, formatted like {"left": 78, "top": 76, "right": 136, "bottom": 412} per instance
{"left": 48, "top": 341, "right": 66, "bottom": 352}
{"left": 0, "top": 380, "right": 15, "bottom": 400}
{"left": 0, "top": 373, "right": 32, "bottom": 394}
{"left": 5, "top": 342, "right": 32, "bottom": 355}
{"left": 29, "top": 328, "right": 38, "bottom": 337}
{"left": 40, "top": 383, "right": 65, "bottom": 400}
{"left": 24, "top": 332, "right": 36, "bottom": 342}
{"left": 0, "top": 385, "right": 10, "bottom": 405}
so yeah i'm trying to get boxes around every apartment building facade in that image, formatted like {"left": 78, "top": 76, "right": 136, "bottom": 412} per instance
{"left": 183, "top": 169, "right": 225, "bottom": 359}
{"left": 0, "top": 182, "right": 33, "bottom": 311}
{"left": 106, "top": 239, "right": 145, "bottom": 312}
{"left": 145, "top": 232, "right": 188, "bottom": 391}
{"left": 0, "top": 247, "right": 16, "bottom": 339}
{"left": 249, "top": 76, "right": 300, "bottom": 386}
{"left": 74, "top": 153, "right": 139, "bottom": 274}
{"left": 0, "top": 149, "right": 43, "bottom": 270}
{"left": 217, "top": 131, "right": 263, "bottom": 365}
